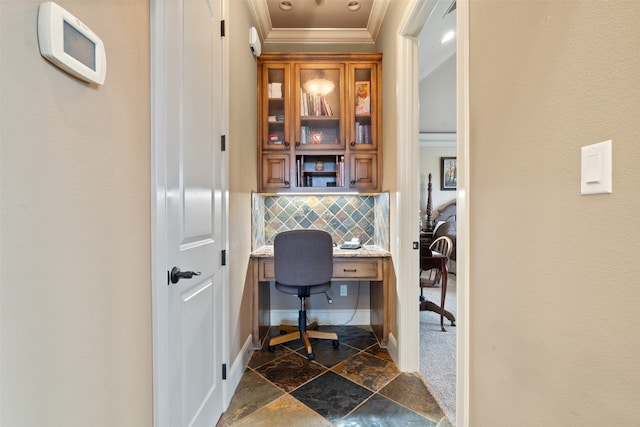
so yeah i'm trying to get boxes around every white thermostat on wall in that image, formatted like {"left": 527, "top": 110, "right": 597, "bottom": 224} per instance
{"left": 37, "top": 1, "right": 107, "bottom": 85}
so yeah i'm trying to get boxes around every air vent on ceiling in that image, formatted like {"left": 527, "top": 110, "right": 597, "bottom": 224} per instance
{"left": 444, "top": 0, "right": 456, "bottom": 17}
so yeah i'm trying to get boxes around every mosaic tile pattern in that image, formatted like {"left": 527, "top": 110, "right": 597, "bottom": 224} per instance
{"left": 252, "top": 192, "right": 389, "bottom": 249}
{"left": 264, "top": 195, "right": 375, "bottom": 245}
{"left": 218, "top": 325, "right": 450, "bottom": 427}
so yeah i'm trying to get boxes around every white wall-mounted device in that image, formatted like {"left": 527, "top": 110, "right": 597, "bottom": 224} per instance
{"left": 249, "top": 27, "right": 261, "bottom": 57}
{"left": 38, "top": 1, "right": 107, "bottom": 85}
{"left": 581, "top": 140, "right": 612, "bottom": 195}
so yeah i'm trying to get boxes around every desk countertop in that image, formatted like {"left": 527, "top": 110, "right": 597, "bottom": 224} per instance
{"left": 251, "top": 245, "right": 391, "bottom": 258}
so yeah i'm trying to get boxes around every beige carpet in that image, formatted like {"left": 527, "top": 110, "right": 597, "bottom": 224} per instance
{"left": 419, "top": 273, "right": 457, "bottom": 426}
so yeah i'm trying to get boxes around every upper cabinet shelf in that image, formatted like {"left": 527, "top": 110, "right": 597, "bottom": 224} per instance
{"left": 257, "top": 53, "right": 382, "bottom": 193}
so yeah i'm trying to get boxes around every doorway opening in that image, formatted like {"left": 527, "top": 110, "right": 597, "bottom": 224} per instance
{"left": 396, "top": 0, "right": 468, "bottom": 425}
{"left": 417, "top": 1, "right": 457, "bottom": 423}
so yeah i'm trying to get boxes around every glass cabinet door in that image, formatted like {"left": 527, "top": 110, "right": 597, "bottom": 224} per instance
{"left": 294, "top": 63, "right": 344, "bottom": 150}
{"left": 348, "top": 63, "right": 378, "bottom": 151}
{"left": 261, "top": 64, "right": 290, "bottom": 150}
{"left": 257, "top": 53, "right": 381, "bottom": 193}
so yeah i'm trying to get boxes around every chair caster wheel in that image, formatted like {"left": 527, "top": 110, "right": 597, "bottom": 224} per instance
{"left": 268, "top": 345, "right": 275, "bottom": 352}
{"left": 419, "top": 296, "right": 426, "bottom": 302}
{"left": 332, "top": 340, "right": 339, "bottom": 348}
{"left": 308, "top": 353, "right": 315, "bottom": 360}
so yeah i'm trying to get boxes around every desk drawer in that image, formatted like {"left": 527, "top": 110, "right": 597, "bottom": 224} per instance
{"left": 258, "top": 258, "right": 382, "bottom": 281}
{"left": 333, "top": 259, "right": 381, "bottom": 280}
{"left": 259, "top": 259, "right": 275, "bottom": 281}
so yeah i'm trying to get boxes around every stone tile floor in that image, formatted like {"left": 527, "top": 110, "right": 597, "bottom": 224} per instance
{"left": 217, "top": 325, "right": 452, "bottom": 427}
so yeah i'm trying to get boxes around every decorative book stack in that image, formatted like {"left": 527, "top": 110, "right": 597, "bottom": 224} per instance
{"left": 268, "top": 82, "right": 282, "bottom": 98}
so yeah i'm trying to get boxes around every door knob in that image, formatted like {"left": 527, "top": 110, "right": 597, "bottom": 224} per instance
{"left": 169, "top": 266, "right": 201, "bottom": 284}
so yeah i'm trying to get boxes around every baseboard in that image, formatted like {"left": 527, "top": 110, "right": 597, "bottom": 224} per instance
{"left": 386, "top": 332, "right": 399, "bottom": 365}
{"left": 270, "top": 309, "right": 370, "bottom": 327}
{"left": 223, "top": 334, "right": 254, "bottom": 409}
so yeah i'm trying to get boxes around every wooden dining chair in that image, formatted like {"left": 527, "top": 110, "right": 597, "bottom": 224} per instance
{"left": 420, "top": 236, "right": 453, "bottom": 293}
{"left": 419, "top": 235, "right": 455, "bottom": 331}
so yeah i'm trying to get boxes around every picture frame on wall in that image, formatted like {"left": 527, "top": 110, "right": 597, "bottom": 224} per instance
{"left": 441, "top": 157, "right": 457, "bottom": 191}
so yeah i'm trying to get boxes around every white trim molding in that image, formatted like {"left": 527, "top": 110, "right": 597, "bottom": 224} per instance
{"left": 270, "top": 309, "right": 371, "bottom": 328}
{"left": 456, "top": 1, "right": 470, "bottom": 425}
{"left": 225, "top": 334, "right": 254, "bottom": 408}
{"left": 398, "top": 0, "right": 470, "bottom": 425}
{"left": 419, "top": 132, "right": 457, "bottom": 147}
{"left": 394, "top": 0, "right": 439, "bottom": 373}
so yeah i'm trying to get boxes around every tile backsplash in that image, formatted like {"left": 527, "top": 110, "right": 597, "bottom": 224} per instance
{"left": 252, "top": 192, "right": 389, "bottom": 250}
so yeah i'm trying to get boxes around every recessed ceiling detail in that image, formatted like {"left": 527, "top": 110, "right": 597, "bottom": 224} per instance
{"left": 279, "top": 1, "right": 292, "bottom": 11}
{"left": 249, "top": 0, "right": 390, "bottom": 44}
{"left": 347, "top": 1, "right": 362, "bottom": 12}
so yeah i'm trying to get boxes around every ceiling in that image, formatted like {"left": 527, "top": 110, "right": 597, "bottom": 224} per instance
{"left": 249, "top": 0, "right": 389, "bottom": 44}
{"left": 418, "top": 0, "right": 457, "bottom": 80}
{"left": 249, "top": 0, "right": 456, "bottom": 79}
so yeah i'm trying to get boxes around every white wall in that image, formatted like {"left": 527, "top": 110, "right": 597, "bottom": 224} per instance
{"left": 419, "top": 144, "right": 456, "bottom": 222}
{"left": 0, "top": 1, "right": 152, "bottom": 425}
{"left": 418, "top": 39, "right": 456, "bottom": 224}
{"left": 419, "top": 53, "right": 456, "bottom": 133}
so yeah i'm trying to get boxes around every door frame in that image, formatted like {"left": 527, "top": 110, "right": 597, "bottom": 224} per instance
{"left": 396, "top": 0, "right": 469, "bottom": 425}
{"left": 150, "top": 1, "right": 230, "bottom": 425}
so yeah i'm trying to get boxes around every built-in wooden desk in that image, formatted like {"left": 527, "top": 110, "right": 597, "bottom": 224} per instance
{"left": 249, "top": 245, "right": 396, "bottom": 348}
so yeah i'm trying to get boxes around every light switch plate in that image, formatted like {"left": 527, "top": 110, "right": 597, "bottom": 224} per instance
{"left": 581, "top": 140, "right": 612, "bottom": 195}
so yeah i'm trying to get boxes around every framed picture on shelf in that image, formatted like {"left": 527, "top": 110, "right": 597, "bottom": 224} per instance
{"left": 441, "top": 157, "right": 457, "bottom": 191}
{"left": 355, "top": 81, "right": 370, "bottom": 115}
{"left": 310, "top": 131, "right": 323, "bottom": 144}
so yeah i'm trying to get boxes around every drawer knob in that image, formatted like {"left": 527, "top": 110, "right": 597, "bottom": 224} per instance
{"left": 343, "top": 268, "right": 357, "bottom": 272}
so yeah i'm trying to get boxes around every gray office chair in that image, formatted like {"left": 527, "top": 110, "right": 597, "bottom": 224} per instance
{"left": 268, "top": 229, "right": 339, "bottom": 360}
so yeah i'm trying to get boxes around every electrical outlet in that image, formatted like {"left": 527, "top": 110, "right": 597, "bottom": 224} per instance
{"left": 340, "top": 284, "right": 348, "bottom": 296}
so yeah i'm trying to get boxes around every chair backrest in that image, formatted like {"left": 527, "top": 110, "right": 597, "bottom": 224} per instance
{"left": 274, "top": 229, "right": 333, "bottom": 286}
{"left": 429, "top": 236, "right": 453, "bottom": 259}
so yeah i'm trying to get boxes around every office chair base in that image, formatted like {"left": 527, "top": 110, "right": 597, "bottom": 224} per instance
{"left": 268, "top": 329, "right": 339, "bottom": 360}
{"left": 277, "top": 320, "right": 320, "bottom": 335}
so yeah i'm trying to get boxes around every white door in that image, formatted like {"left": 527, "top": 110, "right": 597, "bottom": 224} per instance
{"left": 152, "top": 0, "right": 226, "bottom": 425}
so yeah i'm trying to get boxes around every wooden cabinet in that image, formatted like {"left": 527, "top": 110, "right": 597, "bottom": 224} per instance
{"left": 261, "top": 153, "right": 290, "bottom": 190}
{"left": 350, "top": 153, "right": 378, "bottom": 188}
{"left": 257, "top": 53, "right": 382, "bottom": 193}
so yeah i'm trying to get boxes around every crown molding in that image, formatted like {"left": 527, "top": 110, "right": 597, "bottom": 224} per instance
{"left": 249, "top": 0, "right": 389, "bottom": 44}
{"left": 264, "top": 28, "right": 376, "bottom": 44}
{"left": 419, "top": 133, "right": 457, "bottom": 147}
